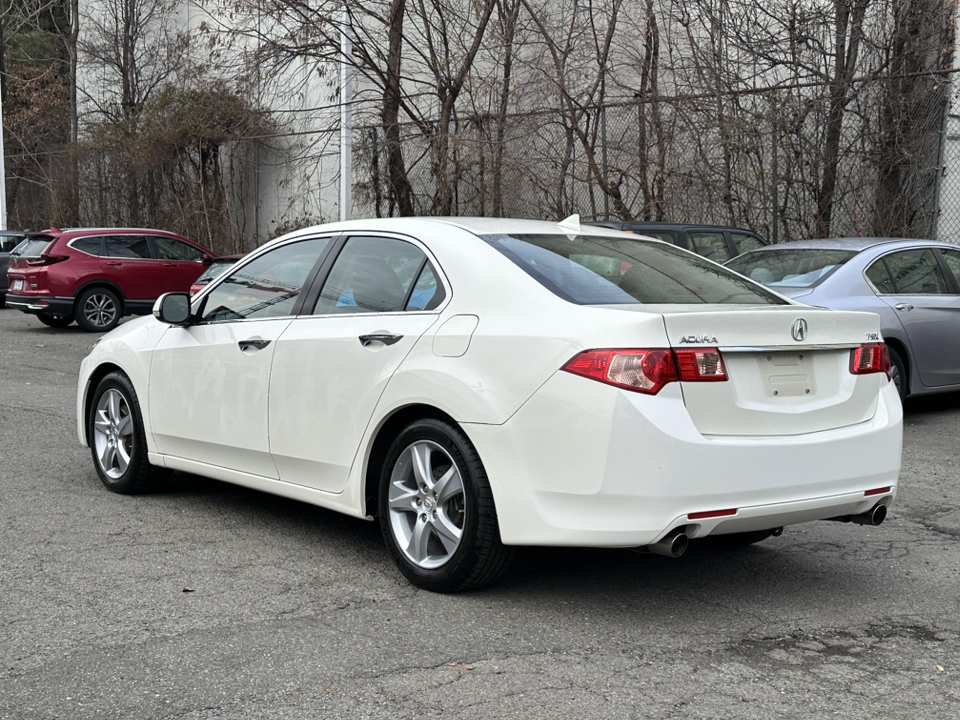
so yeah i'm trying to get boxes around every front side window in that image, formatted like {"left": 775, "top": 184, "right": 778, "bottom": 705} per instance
{"left": 200, "top": 238, "right": 330, "bottom": 322}
{"left": 882, "top": 249, "right": 948, "bottom": 294}
{"left": 732, "top": 233, "right": 765, "bottom": 254}
{"left": 689, "top": 232, "right": 732, "bottom": 262}
{"left": 939, "top": 249, "right": 960, "bottom": 291}
{"left": 483, "top": 233, "right": 784, "bottom": 305}
{"left": 154, "top": 236, "right": 205, "bottom": 262}
{"left": 312, "top": 236, "right": 426, "bottom": 314}
{"left": 727, "top": 249, "right": 856, "bottom": 288}
{"left": 103, "top": 235, "right": 151, "bottom": 259}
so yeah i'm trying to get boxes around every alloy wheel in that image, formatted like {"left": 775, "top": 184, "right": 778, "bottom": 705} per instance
{"left": 387, "top": 440, "right": 466, "bottom": 569}
{"left": 92, "top": 388, "right": 134, "bottom": 480}
{"left": 83, "top": 293, "right": 118, "bottom": 329}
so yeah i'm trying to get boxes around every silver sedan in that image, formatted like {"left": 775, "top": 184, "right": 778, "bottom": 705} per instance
{"left": 727, "top": 237, "right": 960, "bottom": 401}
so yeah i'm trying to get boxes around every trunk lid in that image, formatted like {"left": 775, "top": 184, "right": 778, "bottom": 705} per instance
{"left": 655, "top": 304, "right": 885, "bottom": 436}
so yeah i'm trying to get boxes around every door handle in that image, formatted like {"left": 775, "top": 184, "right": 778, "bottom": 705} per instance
{"left": 359, "top": 333, "right": 403, "bottom": 347}
{"left": 161, "top": 262, "right": 176, "bottom": 268}
{"left": 104, "top": 261, "right": 122, "bottom": 267}
{"left": 238, "top": 337, "right": 271, "bottom": 352}
{"left": 895, "top": 303, "right": 914, "bottom": 312}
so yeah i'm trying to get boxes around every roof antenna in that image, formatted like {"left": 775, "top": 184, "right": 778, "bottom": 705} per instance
{"left": 558, "top": 214, "right": 580, "bottom": 237}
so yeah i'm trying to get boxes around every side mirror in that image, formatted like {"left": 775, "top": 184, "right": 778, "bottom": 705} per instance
{"left": 153, "top": 293, "right": 192, "bottom": 326}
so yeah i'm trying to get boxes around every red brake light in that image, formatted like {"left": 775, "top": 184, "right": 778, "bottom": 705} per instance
{"left": 674, "top": 348, "right": 728, "bottom": 382}
{"left": 850, "top": 343, "right": 891, "bottom": 380}
{"left": 26, "top": 254, "right": 69, "bottom": 267}
{"left": 563, "top": 349, "right": 678, "bottom": 395}
{"left": 563, "top": 347, "right": 729, "bottom": 394}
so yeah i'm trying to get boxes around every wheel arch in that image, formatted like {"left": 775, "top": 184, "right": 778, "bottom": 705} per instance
{"left": 363, "top": 404, "right": 463, "bottom": 518}
{"left": 74, "top": 280, "right": 127, "bottom": 315}
{"left": 82, "top": 362, "right": 127, "bottom": 446}
{"left": 883, "top": 335, "right": 911, "bottom": 396}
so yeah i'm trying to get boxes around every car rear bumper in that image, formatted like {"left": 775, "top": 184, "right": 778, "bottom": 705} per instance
{"left": 464, "top": 372, "right": 902, "bottom": 547}
{"left": 4, "top": 294, "right": 74, "bottom": 316}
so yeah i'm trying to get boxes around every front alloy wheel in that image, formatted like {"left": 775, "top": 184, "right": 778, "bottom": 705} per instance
{"left": 93, "top": 388, "right": 134, "bottom": 480}
{"left": 379, "top": 418, "right": 512, "bottom": 592}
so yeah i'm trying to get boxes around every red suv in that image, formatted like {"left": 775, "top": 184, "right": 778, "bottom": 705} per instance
{"left": 5, "top": 228, "right": 216, "bottom": 332}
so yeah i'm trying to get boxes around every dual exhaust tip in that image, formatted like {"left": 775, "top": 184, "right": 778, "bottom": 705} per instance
{"left": 638, "top": 503, "right": 887, "bottom": 558}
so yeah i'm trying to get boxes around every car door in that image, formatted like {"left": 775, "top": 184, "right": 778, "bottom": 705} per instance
{"left": 149, "top": 236, "right": 334, "bottom": 477}
{"left": 99, "top": 235, "right": 164, "bottom": 300}
{"left": 151, "top": 235, "right": 210, "bottom": 292}
{"left": 874, "top": 247, "right": 960, "bottom": 388}
{"left": 268, "top": 234, "right": 447, "bottom": 493}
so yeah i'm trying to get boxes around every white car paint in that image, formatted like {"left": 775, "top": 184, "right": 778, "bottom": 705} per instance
{"left": 78, "top": 217, "right": 902, "bottom": 552}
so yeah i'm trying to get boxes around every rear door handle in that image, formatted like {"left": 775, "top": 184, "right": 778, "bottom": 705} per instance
{"left": 895, "top": 303, "right": 914, "bottom": 312}
{"left": 238, "top": 337, "right": 271, "bottom": 352}
{"left": 359, "top": 333, "right": 403, "bottom": 347}
{"left": 104, "top": 261, "right": 122, "bottom": 267}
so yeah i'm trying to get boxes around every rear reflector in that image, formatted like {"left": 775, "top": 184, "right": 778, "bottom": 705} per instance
{"left": 688, "top": 508, "right": 738, "bottom": 520}
{"left": 674, "top": 348, "right": 728, "bottom": 382}
{"left": 563, "top": 347, "right": 728, "bottom": 395}
{"left": 850, "top": 343, "right": 891, "bottom": 380}
{"left": 864, "top": 486, "right": 892, "bottom": 497}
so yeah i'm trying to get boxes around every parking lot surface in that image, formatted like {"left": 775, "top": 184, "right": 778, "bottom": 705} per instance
{"left": 2, "top": 307, "right": 959, "bottom": 719}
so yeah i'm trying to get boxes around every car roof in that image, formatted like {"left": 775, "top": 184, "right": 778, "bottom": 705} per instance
{"left": 744, "top": 237, "right": 957, "bottom": 252}
{"left": 583, "top": 220, "right": 760, "bottom": 234}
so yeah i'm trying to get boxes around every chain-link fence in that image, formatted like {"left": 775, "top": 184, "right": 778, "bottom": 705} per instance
{"left": 349, "top": 75, "right": 958, "bottom": 245}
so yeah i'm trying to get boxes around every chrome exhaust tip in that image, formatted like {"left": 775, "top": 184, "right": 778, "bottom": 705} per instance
{"left": 638, "top": 528, "right": 689, "bottom": 558}
{"left": 828, "top": 503, "right": 888, "bottom": 527}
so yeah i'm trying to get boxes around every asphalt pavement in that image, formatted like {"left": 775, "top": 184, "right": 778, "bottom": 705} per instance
{"left": 1, "top": 307, "right": 959, "bottom": 719}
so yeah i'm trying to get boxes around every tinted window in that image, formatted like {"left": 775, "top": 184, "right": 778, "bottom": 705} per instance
{"left": 103, "top": 235, "right": 151, "bottom": 259}
{"left": 939, "top": 249, "right": 960, "bottom": 291}
{"left": 732, "top": 233, "right": 765, "bottom": 254}
{"left": 689, "top": 232, "right": 732, "bottom": 262}
{"left": 13, "top": 237, "right": 54, "bottom": 257}
{"left": 154, "top": 236, "right": 205, "bottom": 262}
{"left": 483, "top": 233, "right": 784, "bottom": 305}
{"left": 407, "top": 262, "right": 446, "bottom": 311}
{"left": 72, "top": 237, "right": 103, "bottom": 256}
{"left": 313, "top": 236, "right": 425, "bottom": 314}
{"left": 727, "top": 249, "right": 856, "bottom": 288}
{"left": 0, "top": 234, "right": 23, "bottom": 252}
{"left": 865, "top": 259, "right": 896, "bottom": 294}
{"left": 200, "top": 238, "right": 330, "bottom": 322}
{"left": 883, "top": 249, "right": 948, "bottom": 294}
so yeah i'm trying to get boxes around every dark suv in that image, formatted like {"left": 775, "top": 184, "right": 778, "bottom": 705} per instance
{"left": 6, "top": 228, "right": 215, "bottom": 332}
{"left": 0, "top": 230, "right": 27, "bottom": 303}
{"left": 583, "top": 221, "right": 768, "bottom": 263}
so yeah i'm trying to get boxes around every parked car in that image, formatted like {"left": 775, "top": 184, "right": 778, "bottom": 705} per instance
{"left": 6, "top": 228, "right": 215, "bottom": 332}
{"left": 190, "top": 253, "right": 246, "bottom": 295}
{"left": 78, "top": 217, "right": 901, "bottom": 592}
{"left": 0, "top": 230, "right": 27, "bottom": 304}
{"left": 583, "top": 221, "right": 768, "bottom": 262}
{"left": 726, "top": 237, "right": 960, "bottom": 401}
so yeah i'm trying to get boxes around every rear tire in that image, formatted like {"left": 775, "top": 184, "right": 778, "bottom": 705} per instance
{"left": 888, "top": 346, "right": 906, "bottom": 402}
{"left": 76, "top": 287, "right": 121, "bottom": 332}
{"left": 88, "top": 371, "right": 168, "bottom": 494}
{"left": 379, "top": 418, "right": 513, "bottom": 592}
{"left": 37, "top": 312, "right": 74, "bottom": 328}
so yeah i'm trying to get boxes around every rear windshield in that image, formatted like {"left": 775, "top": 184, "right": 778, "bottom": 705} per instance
{"left": 482, "top": 233, "right": 784, "bottom": 305}
{"left": 727, "top": 249, "right": 856, "bottom": 288}
{"left": 13, "top": 236, "right": 55, "bottom": 258}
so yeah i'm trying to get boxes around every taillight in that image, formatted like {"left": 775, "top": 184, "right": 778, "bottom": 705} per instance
{"left": 26, "top": 254, "right": 69, "bottom": 267}
{"left": 563, "top": 349, "right": 678, "bottom": 394}
{"left": 562, "top": 347, "right": 728, "bottom": 395}
{"left": 850, "top": 343, "right": 891, "bottom": 380}
{"left": 674, "top": 348, "right": 728, "bottom": 382}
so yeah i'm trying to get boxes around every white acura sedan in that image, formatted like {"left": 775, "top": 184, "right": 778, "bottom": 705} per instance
{"left": 78, "top": 217, "right": 902, "bottom": 591}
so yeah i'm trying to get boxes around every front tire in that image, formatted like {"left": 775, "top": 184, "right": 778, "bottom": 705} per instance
{"left": 379, "top": 418, "right": 513, "bottom": 592}
{"left": 76, "top": 287, "right": 121, "bottom": 332}
{"left": 88, "top": 371, "right": 168, "bottom": 494}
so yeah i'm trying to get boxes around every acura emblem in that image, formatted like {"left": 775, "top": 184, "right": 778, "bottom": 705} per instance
{"left": 791, "top": 318, "right": 808, "bottom": 342}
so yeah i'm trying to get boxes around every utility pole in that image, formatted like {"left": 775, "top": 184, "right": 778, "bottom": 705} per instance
{"left": 340, "top": 8, "right": 353, "bottom": 222}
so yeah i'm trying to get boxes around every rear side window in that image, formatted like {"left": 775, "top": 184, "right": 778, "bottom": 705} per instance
{"left": 482, "top": 233, "right": 784, "bottom": 305}
{"left": 732, "top": 233, "right": 765, "bottom": 254}
{"left": 727, "top": 249, "right": 855, "bottom": 288}
{"left": 71, "top": 237, "right": 103, "bottom": 256}
{"left": 688, "top": 232, "right": 732, "bottom": 262}
{"left": 865, "top": 259, "right": 895, "bottom": 294}
{"left": 103, "top": 235, "right": 152, "bottom": 259}
{"left": 13, "top": 237, "right": 54, "bottom": 257}
{"left": 940, "top": 249, "right": 960, "bottom": 291}
{"left": 407, "top": 262, "right": 446, "bottom": 311}
{"left": 312, "top": 236, "right": 426, "bottom": 314}
{"left": 882, "top": 249, "right": 949, "bottom": 294}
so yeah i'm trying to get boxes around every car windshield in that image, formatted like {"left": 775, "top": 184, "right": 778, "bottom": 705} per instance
{"left": 727, "top": 249, "right": 856, "bottom": 288}
{"left": 196, "top": 259, "right": 237, "bottom": 284}
{"left": 482, "top": 233, "right": 784, "bottom": 305}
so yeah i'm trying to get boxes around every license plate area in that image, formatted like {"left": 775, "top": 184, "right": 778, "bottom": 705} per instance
{"left": 763, "top": 352, "right": 812, "bottom": 397}
{"left": 11, "top": 279, "right": 23, "bottom": 291}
